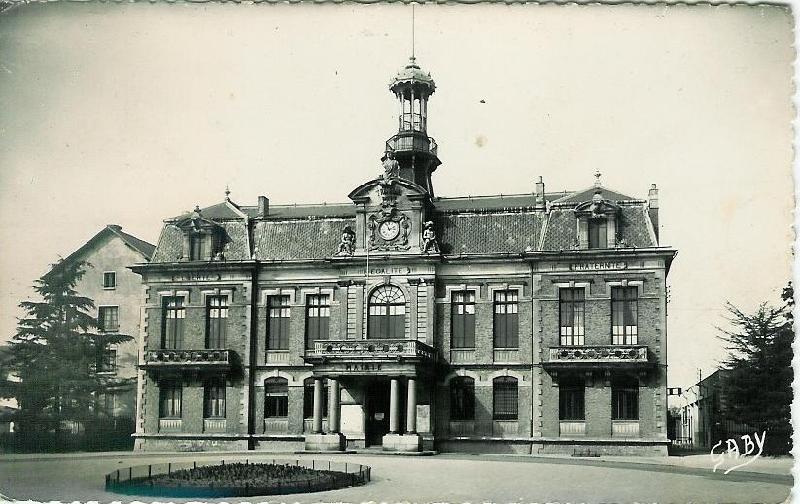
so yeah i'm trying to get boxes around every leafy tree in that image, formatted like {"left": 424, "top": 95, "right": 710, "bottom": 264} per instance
{"left": 5, "top": 259, "right": 132, "bottom": 449}
{"left": 717, "top": 282, "right": 793, "bottom": 455}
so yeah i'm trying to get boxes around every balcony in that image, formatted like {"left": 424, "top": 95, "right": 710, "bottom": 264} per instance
{"left": 141, "top": 349, "right": 236, "bottom": 372}
{"left": 385, "top": 132, "right": 438, "bottom": 157}
{"left": 309, "top": 339, "right": 437, "bottom": 362}
{"left": 545, "top": 345, "right": 650, "bottom": 368}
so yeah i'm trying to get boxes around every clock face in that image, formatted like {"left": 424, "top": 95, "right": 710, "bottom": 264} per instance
{"left": 378, "top": 220, "right": 401, "bottom": 241}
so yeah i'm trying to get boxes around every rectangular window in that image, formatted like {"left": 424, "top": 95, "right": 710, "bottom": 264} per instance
{"left": 204, "top": 380, "right": 226, "bottom": 418}
{"left": 450, "top": 378, "right": 475, "bottom": 421}
{"left": 98, "top": 306, "right": 119, "bottom": 333}
{"left": 267, "top": 295, "right": 291, "bottom": 351}
{"left": 612, "top": 287, "right": 639, "bottom": 345}
{"left": 493, "top": 377, "right": 518, "bottom": 420}
{"left": 97, "top": 392, "right": 116, "bottom": 416}
{"left": 206, "top": 295, "right": 228, "bottom": 348}
{"left": 493, "top": 290, "right": 519, "bottom": 349}
{"left": 161, "top": 297, "right": 185, "bottom": 349}
{"left": 588, "top": 219, "right": 608, "bottom": 249}
{"left": 96, "top": 345, "right": 117, "bottom": 373}
{"left": 265, "top": 380, "right": 289, "bottom": 418}
{"left": 159, "top": 383, "right": 182, "bottom": 418}
{"left": 305, "top": 294, "right": 331, "bottom": 349}
{"left": 103, "top": 272, "right": 116, "bottom": 289}
{"left": 559, "top": 378, "right": 586, "bottom": 420}
{"left": 612, "top": 378, "right": 639, "bottom": 420}
{"left": 189, "top": 235, "right": 207, "bottom": 261}
{"left": 451, "top": 290, "right": 476, "bottom": 349}
{"left": 559, "top": 288, "right": 585, "bottom": 346}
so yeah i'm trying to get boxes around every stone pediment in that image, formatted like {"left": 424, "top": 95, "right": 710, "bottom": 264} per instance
{"left": 173, "top": 207, "right": 223, "bottom": 233}
{"left": 348, "top": 177, "right": 430, "bottom": 206}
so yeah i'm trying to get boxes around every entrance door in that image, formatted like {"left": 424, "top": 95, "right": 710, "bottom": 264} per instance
{"left": 365, "top": 381, "right": 391, "bottom": 446}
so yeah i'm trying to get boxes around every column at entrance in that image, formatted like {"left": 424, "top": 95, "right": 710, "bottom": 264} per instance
{"left": 382, "top": 375, "right": 422, "bottom": 453}
{"left": 305, "top": 375, "right": 346, "bottom": 452}
{"left": 312, "top": 377, "right": 324, "bottom": 434}
{"left": 389, "top": 378, "right": 401, "bottom": 434}
{"left": 328, "top": 378, "right": 340, "bottom": 433}
{"left": 406, "top": 377, "right": 417, "bottom": 434}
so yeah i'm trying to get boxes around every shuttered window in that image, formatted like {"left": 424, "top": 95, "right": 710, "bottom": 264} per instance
{"left": 206, "top": 295, "right": 228, "bottom": 348}
{"left": 267, "top": 295, "right": 291, "bottom": 351}
{"left": 451, "top": 291, "right": 476, "bottom": 348}
{"left": 305, "top": 294, "right": 331, "bottom": 349}
{"left": 612, "top": 287, "right": 638, "bottom": 345}
{"left": 493, "top": 290, "right": 518, "bottom": 349}
{"left": 161, "top": 297, "right": 185, "bottom": 349}
{"left": 559, "top": 288, "right": 585, "bottom": 346}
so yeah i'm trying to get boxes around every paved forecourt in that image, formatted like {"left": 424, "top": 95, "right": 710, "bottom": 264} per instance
{"left": 0, "top": 452, "right": 792, "bottom": 503}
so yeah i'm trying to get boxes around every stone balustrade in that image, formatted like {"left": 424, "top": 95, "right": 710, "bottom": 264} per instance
{"left": 141, "top": 349, "right": 235, "bottom": 371}
{"left": 312, "top": 339, "right": 436, "bottom": 361}
{"left": 547, "top": 345, "right": 649, "bottom": 365}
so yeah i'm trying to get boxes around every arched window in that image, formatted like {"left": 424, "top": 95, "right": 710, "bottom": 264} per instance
{"left": 264, "top": 378, "right": 288, "bottom": 418}
{"left": 368, "top": 285, "right": 406, "bottom": 339}
{"left": 493, "top": 376, "right": 518, "bottom": 421}
{"left": 450, "top": 376, "right": 475, "bottom": 421}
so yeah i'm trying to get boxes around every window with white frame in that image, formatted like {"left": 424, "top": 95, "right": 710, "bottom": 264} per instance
{"left": 161, "top": 296, "right": 185, "bottom": 349}
{"left": 559, "top": 288, "right": 585, "bottom": 346}
{"left": 206, "top": 295, "right": 228, "bottom": 348}
{"left": 611, "top": 286, "right": 638, "bottom": 345}
{"left": 103, "top": 272, "right": 116, "bottom": 289}
{"left": 159, "top": 382, "right": 182, "bottom": 418}
{"left": 203, "top": 379, "right": 226, "bottom": 418}
{"left": 451, "top": 290, "right": 476, "bottom": 349}
{"left": 493, "top": 290, "right": 519, "bottom": 349}
{"left": 305, "top": 294, "right": 331, "bottom": 349}
{"left": 98, "top": 306, "right": 119, "bottom": 333}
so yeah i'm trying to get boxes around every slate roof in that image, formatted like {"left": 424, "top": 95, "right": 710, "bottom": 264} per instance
{"left": 539, "top": 205, "right": 656, "bottom": 251}
{"left": 152, "top": 221, "right": 251, "bottom": 263}
{"left": 150, "top": 184, "right": 659, "bottom": 263}
{"left": 253, "top": 218, "right": 355, "bottom": 261}
{"left": 435, "top": 211, "right": 544, "bottom": 255}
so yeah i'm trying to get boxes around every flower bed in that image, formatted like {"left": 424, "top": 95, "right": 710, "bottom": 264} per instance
{"left": 106, "top": 459, "right": 371, "bottom": 498}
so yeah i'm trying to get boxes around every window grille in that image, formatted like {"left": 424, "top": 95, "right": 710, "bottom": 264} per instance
{"left": 493, "top": 376, "right": 518, "bottom": 420}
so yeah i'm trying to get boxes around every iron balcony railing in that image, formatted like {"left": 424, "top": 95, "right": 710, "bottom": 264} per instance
{"left": 141, "top": 349, "right": 235, "bottom": 371}
{"left": 547, "top": 345, "right": 649, "bottom": 365}
{"left": 385, "top": 133, "right": 438, "bottom": 157}
{"left": 312, "top": 339, "right": 436, "bottom": 361}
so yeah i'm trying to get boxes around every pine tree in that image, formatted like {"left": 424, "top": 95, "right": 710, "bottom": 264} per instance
{"left": 6, "top": 259, "right": 133, "bottom": 449}
{"left": 718, "top": 282, "right": 793, "bottom": 455}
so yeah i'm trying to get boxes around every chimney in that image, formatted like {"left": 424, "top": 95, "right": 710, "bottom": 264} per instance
{"left": 534, "top": 176, "right": 546, "bottom": 211}
{"left": 648, "top": 184, "right": 659, "bottom": 242}
{"left": 258, "top": 195, "right": 269, "bottom": 218}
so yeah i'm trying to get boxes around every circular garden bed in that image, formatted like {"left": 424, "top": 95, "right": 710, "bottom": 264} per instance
{"left": 106, "top": 459, "right": 371, "bottom": 498}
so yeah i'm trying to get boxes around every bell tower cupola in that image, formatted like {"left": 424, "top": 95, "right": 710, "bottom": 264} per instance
{"left": 385, "top": 56, "right": 441, "bottom": 195}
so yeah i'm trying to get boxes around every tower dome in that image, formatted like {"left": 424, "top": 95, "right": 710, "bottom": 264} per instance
{"left": 384, "top": 56, "right": 441, "bottom": 196}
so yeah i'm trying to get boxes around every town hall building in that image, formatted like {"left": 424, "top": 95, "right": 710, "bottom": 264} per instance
{"left": 131, "top": 56, "right": 676, "bottom": 455}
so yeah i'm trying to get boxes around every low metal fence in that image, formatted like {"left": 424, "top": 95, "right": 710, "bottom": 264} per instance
{"left": 105, "top": 458, "right": 371, "bottom": 498}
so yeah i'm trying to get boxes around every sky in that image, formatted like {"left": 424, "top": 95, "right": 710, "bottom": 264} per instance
{"left": 0, "top": 2, "right": 794, "bottom": 389}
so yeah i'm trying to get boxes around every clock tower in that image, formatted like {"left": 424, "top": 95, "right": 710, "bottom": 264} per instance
{"left": 344, "top": 56, "right": 442, "bottom": 257}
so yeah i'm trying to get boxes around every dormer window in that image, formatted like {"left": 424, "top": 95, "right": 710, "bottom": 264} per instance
{"left": 175, "top": 206, "right": 225, "bottom": 262}
{"left": 189, "top": 234, "right": 208, "bottom": 261}
{"left": 588, "top": 218, "right": 608, "bottom": 249}
{"left": 575, "top": 191, "right": 620, "bottom": 250}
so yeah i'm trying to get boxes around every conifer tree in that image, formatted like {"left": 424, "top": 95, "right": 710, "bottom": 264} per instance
{"left": 718, "top": 282, "right": 793, "bottom": 455}
{"left": 6, "top": 259, "right": 132, "bottom": 448}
